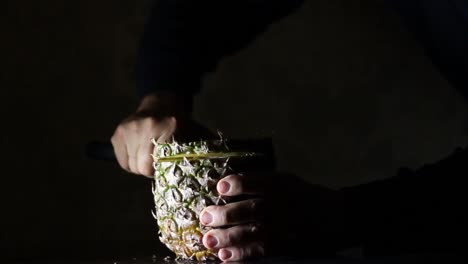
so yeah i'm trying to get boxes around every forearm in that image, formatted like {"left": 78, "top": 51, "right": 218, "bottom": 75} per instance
{"left": 135, "top": 0, "right": 305, "bottom": 99}
{"left": 136, "top": 91, "right": 194, "bottom": 117}
{"left": 341, "top": 147, "right": 468, "bottom": 255}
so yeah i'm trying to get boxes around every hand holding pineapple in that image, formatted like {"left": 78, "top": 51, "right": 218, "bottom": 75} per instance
{"left": 200, "top": 173, "right": 266, "bottom": 261}
{"left": 198, "top": 172, "right": 346, "bottom": 262}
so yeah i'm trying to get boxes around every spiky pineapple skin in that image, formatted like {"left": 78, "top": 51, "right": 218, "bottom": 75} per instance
{"left": 152, "top": 140, "right": 232, "bottom": 261}
{"left": 152, "top": 138, "right": 274, "bottom": 261}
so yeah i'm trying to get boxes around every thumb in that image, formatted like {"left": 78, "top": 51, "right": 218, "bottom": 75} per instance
{"left": 152, "top": 117, "right": 177, "bottom": 159}
{"left": 157, "top": 117, "right": 177, "bottom": 143}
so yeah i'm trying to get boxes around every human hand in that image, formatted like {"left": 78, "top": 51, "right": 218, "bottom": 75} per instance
{"left": 200, "top": 172, "right": 346, "bottom": 262}
{"left": 111, "top": 92, "right": 213, "bottom": 177}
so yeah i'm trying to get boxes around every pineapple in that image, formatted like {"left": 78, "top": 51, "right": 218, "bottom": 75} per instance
{"left": 151, "top": 137, "right": 273, "bottom": 261}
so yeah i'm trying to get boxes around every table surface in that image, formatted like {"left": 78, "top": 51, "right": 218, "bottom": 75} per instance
{"left": 8, "top": 254, "right": 466, "bottom": 264}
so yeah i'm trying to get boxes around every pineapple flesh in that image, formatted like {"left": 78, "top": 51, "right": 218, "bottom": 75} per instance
{"left": 151, "top": 138, "right": 269, "bottom": 261}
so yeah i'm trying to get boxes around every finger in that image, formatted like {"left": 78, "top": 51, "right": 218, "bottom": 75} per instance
{"left": 218, "top": 242, "right": 265, "bottom": 262}
{"left": 217, "top": 174, "right": 264, "bottom": 196}
{"left": 156, "top": 117, "right": 177, "bottom": 144}
{"left": 200, "top": 199, "right": 264, "bottom": 227}
{"left": 111, "top": 128, "right": 129, "bottom": 172}
{"left": 127, "top": 143, "right": 139, "bottom": 174}
{"left": 152, "top": 117, "right": 177, "bottom": 161}
{"left": 136, "top": 138, "right": 155, "bottom": 177}
{"left": 203, "top": 223, "right": 262, "bottom": 249}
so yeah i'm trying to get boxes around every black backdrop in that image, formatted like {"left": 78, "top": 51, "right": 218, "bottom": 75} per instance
{"left": 2, "top": 0, "right": 468, "bottom": 261}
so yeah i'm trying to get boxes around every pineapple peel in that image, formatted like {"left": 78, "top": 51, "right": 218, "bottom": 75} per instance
{"left": 150, "top": 138, "right": 269, "bottom": 261}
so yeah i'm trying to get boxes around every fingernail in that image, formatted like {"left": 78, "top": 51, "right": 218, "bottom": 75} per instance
{"left": 219, "top": 249, "right": 232, "bottom": 260}
{"left": 201, "top": 211, "right": 213, "bottom": 225}
{"left": 217, "top": 180, "right": 231, "bottom": 194}
{"left": 205, "top": 234, "right": 218, "bottom": 248}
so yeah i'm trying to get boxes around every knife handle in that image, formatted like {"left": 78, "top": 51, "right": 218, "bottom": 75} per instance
{"left": 85, "top": 141, "right": 117, "bottom": 162}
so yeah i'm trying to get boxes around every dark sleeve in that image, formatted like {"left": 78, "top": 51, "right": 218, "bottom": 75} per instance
{"left": 344, "top": 1, "right": 468, "bottom": 254}
{"left": 386, "top": 0, "right": 468, "bottom": 100}
{"left": 341, "top": 146, "right": 468, "bottom": 255}
{"left": 135, "top": 0, "right": 305, "bottom": 100}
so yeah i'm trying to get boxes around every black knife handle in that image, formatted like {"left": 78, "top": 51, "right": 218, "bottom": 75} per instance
{"left": 85, "top": 141, "right": 117, "bottom": 162}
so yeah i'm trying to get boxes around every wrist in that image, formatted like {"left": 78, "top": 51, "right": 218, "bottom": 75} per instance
{"left": 137, "top": 91, "right": 193, "bottom": 118}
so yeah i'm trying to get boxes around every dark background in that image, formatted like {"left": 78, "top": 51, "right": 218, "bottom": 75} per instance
{"left": 2, "top": 0, "right": 468, "bottom": 261}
